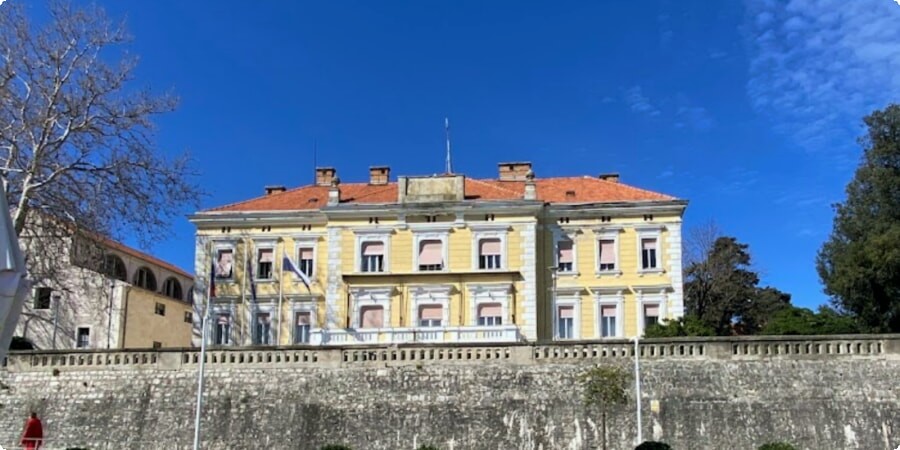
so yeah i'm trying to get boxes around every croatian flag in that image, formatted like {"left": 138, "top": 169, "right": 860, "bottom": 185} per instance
{"left": 283, "top": 255, "right": 311, "bottom": 291}
{"left": 246, "top": 255, "right": 257, "bottom": 302}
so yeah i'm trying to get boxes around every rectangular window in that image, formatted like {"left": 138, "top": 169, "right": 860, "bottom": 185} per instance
{"left": 478, "top": 238, "right": 502, "bottom": 270}
{"left": 599, "top": 239, "right": 616, "bottom": 271}
{"left": 214, "top": 314, "right": 232, "bottom": 345}
{"left": 257, "top": 248, "right": 274, "bottom": 279}
{"left": 418, "top": 304, "right": 443, "bottom": 327}
{"left": 152, "top": 341, "right": 162, "bottom": 349}
{"left": 254, "top": 312, "right": 272, "bottom": 345}
{"left": 360, "top": 241, "right": 385, "bottom": 273}
{"left": 557, "top": 240, "right": 574, "bottom": 273}
{"left": 557, "top": 305, "right": 574, "bottom": 339}
{"left": 154, "top": 302, "right": 166, "bottom": 316}
{"left": 359, "top": 306, "right": 384, "bottom": 329}
{"left": 641, "top": 238, "right": 658, "bottom": 270}
{"left": 298, "top": 247, "right": 314, "bottom": 277}
{"left": 477, "top": 303, "right": 502, "bottom": 326}
{"left": 418, "top": 240, "right": 444, "bottom": 271}
{"left": 34, "top": 287, "right": 52, "bottom": 310}
{"left": 294, "top": 311, "right": 311, "bottom": 344}
{"left": 184, "top": 311, "right": 193, "bottom": 324}
{"left": 215, "top": 248, "right": 234, "bottom": 279}
{"left": 644, "top": 304, "right": 660, "bottom": 328}
{"left": 600, "top": 305, "right": 617, "bottom": 337}
{"left": 76, "top": 327, "right": 90, "bottom": 348}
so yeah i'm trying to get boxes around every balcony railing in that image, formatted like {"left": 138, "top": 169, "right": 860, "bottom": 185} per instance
{"left": 310, "top": 325, "right": 521, "bottom": 345}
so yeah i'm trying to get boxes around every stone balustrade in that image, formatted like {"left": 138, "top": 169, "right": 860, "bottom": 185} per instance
{"left": 4, "top": 334, "right": 898, "bottom": 373}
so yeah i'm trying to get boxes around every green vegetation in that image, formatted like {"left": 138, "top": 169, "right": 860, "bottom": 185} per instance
{"left": 320, "top": 445, "right": 352, "bottom": 450}
{"left": 757, "top": 443, "right": 797, "bottom": 450}
{"left": 635, "top": 441, "right": 672, "bottom": 450}
{"left": 644, "top": 316, "right": 715, "bottom": 338}
{"left": 761, "top": 306, "right": 860, "bottom": 335}
{"left": 579, "top": 365, "right": 629, "bottom": 450}
{"left": 417, "top": 446, "right": 440, "bottom": 450}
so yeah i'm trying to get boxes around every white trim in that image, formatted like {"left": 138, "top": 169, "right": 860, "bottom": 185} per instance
{"left": 636, "top": 229, "right": 664, "bottom": 274}
{"left": 413, "top": 230, "right": 449, "bottom": 273}
{"left": 210, "top": 303, "right": 237, "bottom": 346}
{"left": 290, "top": 302, "right": 317, "bottom": 344}
{"left": 212, "top": 242, "right": 237, "bottom": 282}
{"left": 519, "top": 223, "right": 538, "bottom": 340}
{"left": 74, "top": 325, "right": 92, "bottom": 349}
{"left": 354, "top": 231, "right": 392, "bottom": 273}
{"left": 409, "top": 285, "right": 453, "bottom": 327}
{"left": 325, "top": 227, "right": 343, "bottom": 328}
{"left": 467, "top": 284, "right": 512, "bottom": 326}
{"left": 252, "top": 242, "right": 277, "bottom": 282}
{"left": 467, "top": 223, "right": 512, "bottom": 232}
{"left": 552, "top": 227, "right": 581, "bottom": 277}
{"left": 635, "top": 288, "right": 668, "bottom": 336}
{"left": 592, "top": 289, "right": 625, "bottom": 338}
{"left": 293, "top": 237, "right": 319, "bottom": 282}
{"left": 471, "top": 229, "right": 508, "bottom": 271}
{"left": 250, "top": 303, "right": 277, "bottom": 345}
{"left": 593, "top": 227, "right": 623, "bottom": 277}
{"left": 350, "top": 286, "right": 394, "bottom": 329}
{"left": 665, "top": 222, "right": 685, "bottom": 318}
{"left": 552, "top": 289, "right": 581, "bottom": 340}
{"left": 408, "top": 223, "right": 455, "bottom": 232}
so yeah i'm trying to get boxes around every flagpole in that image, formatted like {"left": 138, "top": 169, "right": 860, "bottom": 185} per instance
{"left": 277, "top": 243, "right": 284, "bottom": 345}
{"left": 241, "top": 240, "right": 247, "bottom": 345}
{"left": 192, "top": 241, "right": 213, "bottom": 450}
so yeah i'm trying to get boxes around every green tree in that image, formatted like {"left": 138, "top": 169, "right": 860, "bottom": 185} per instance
{"left": 644, "top": 316, "right": 715, "bottom": 338}
{"left": 761, "top": 306, "right": 860, "bottom": 335}
{"left": 578, "top": 365, "right": 629, "bottom": 450}
{"left": 818, "top": 104, "right": 900, "bottom": 332}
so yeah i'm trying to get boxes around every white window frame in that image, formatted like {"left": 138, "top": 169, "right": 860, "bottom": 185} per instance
{"left": 350, "top": 287, "right": 394, "bottom": 329}
{"left": 210, "top": 304, "right": 236, "bottom": 346}
{"left": 293, "top": 237, "right": 319, "bottom": 283}
{"left": 413, "top": 231, "right": 449, "bottom": 273}
{"left": 212, "top": 241, "right": 237, "bottom": 282}
{"left": 552, "top": 227, "right": 581, "bottom": 277}
{"left": 251, "top": 304, "right": 277, "bottom": 345}
{"left": 468, "top": 284, "right": 511, "bottom": 327}
{"left": 291, "top": 302, "right": 317, "bottom": 344}
{"left": 553, "top": 287, "right": 582, "bottom": 340}
{"left": 354, "top": 231, "right": 392, "bottom": 274}
{"left": 470, "top": 224, "right": 510, "bottom": 272}
{"left": 592, "top": 288, "right": 625, "bottom": 338}
{"left": 593, "top": 226, "right": 623, "bottom": 277}
{"left": 75, "top": 325, "right": 91, "bottom": 349}
{"left": 635, "top": 288, "right": 668, "bottom": 336}
{"left": 253, "top": 240, "right": 278, "bottom": 282}
{"left": 409, "top": 285, "right": 452, "bottom": 328}
{"left": 636, "top": 225, "right": 666, "bottom": 274}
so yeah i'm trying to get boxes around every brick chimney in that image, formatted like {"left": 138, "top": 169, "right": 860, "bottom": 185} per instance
{"left": 498, "top": 162, "right": 533, "bottom": 181}
{"left": 264, "top": 185, "right": 286, "bottom": 196}
{"left": 369, "top": 166, "right": 390, "bottom": 185}
{"left": 327, "top": 176, "right": 341, "bottom": 206}
{"left": 315, "top": 167, "right": 336, "bottom": 187}
{"left": 598, "top": 173, "right": 619, "bottom": 183}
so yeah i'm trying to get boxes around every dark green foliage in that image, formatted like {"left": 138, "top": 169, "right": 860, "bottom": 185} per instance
{"left": 644, "top": 316, "right": 715, "bottom": 338}
{"left": 9, "top": 336, "right": 34, "bottom": 350}
{"left": 579, "top": 365, "right": 629, "bottom": 450}
{"left": 758, "top": 443, "right": 797, "bottom": 450}
{"left": 761, "top": 306, "right": 860, "bottom": 335}
{"left": 417, "top": 446, "right": 440, "bottom": 450}
{"left": 635, "top": 442, "right": 672, "bottom": 450}
{"left": 818, "top": 104, "right": 900, "bottom": 332}
{"left": 320, "top": 446, "right": 352, "bottom": 450}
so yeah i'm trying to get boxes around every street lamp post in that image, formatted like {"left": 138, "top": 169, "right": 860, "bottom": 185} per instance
{"left": 633, "top": 335, "right": 643, "bottom": 445}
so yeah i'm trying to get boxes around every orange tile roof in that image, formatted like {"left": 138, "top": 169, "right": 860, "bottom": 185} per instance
{"left": 96, "top": 235, "right": 194, "bottom": 279}
{"left": 204, "top": 176, "right": 677, "bottom": 213}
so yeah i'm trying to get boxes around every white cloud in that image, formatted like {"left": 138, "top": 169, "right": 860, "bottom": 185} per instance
{"left": 745, "top": 0, "right": 900, "bottom": 159}
{"left": 623, "top": 86, "right": 661, "bottom": 117}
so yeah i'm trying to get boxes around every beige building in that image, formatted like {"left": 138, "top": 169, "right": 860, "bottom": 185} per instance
{"left": 16, "top": 234, "right": 195, "bottom": 350}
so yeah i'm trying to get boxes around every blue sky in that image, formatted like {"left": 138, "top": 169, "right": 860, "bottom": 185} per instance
{"left": 27, "top": 0, "right": 900, "bottom": 309}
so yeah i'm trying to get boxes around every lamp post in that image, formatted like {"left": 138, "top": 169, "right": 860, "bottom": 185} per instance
{"left": 633, "top": 335, "right": 643, "bottom": 445}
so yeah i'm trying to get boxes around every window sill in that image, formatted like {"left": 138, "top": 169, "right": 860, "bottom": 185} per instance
{"left": 637, "top": 269, "right": 665, "bottom": 276}
{"left": 557, "top": 271, "right": 579, "bottom": 277}
{"left": 594, "top": 270, "right": 623, "bottom": 277}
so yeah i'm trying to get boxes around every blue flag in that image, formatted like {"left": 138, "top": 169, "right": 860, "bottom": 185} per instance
{"left": 283, "top": 255, "right": 311, "bottom": 291}
{"left": 246, "top": 255, "right": 257, "bottom": 303}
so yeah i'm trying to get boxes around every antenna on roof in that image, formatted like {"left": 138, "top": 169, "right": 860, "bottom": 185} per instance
{"left": 445, "top": 117, "right": 453, "bottom": 174}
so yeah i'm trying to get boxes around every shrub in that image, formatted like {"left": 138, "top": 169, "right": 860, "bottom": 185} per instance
{"left": 320, "top": 446, "right": 352, "bottom": 450}
{"left": 758, "top": 443, "right": 797, "bottom": 450}
{"left": 635, "top": 442, "right": 672, "bottom": 450}
{"left": 417, "top": 446, "right": 440, "bottom": 450}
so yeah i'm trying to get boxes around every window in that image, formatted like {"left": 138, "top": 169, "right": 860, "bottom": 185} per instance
{"left": 600, "top": 305, "right": 617, "bottom": 337}
{"left": 598, "top": 239, "right": 616, "bottom": 271}
{"left": 33, "top": 287, "right": 52, "bottom": 310}
{"left": 557, "top": 305, "right": 574, "bottom": 339}
{"left": 359, "top": 306, "right": 384, "bottom": 329}
{"left": 163, "top": 277, "right": 183, "bottom": 300}
{"left": 215, "top": 248, "right": 234, "bottom": 279}
{"left": 154, "top": 302, "right": 166, "bottom": 316}
{"left": 297, "top": 247, "right": 314, "bottom": 278}
{"left": 477, "top": 303, "right": 502, "bottom": 326}
{"left": 152, "top": 341, "right": 162, "bottom": 349}
{"left": 294, "top": 312, "right": 311, "bottom": 344}
{"left": 418, "top": 305, "right": 442, "bottom": 327}
{"left": 418, "top": 239, "right": 444, "bottom": 271}
{"left": 360, "top": 241, "right": 385, "bottom": 273}
{"left": 257, "top": 248, "right": 274, "bottom": 279}
{"left": 76, "top": 327, "right": 90, "bottom": 348}
{"left": 103, "top": 255, "right": 127, "bottom": 281}
{"left": 134, "top": 267, "right": 157, "bottom": 291}
{"left": 214, "top": 314, "right": 232, "bottom": 345}
{"left": 184, "top": 311, "right": 193, "bottom": 324}
{"left": 557, "top": 240, "right": 574, "bottom": 273}
{"left": 641, "top": 238, "right": 658, "bottom": 270}
{"left": 644, "top": 304, "right": 660, "bottom": 328}
{"left": 254, "top": 312, "right": 272, "bottom": 345}
{"left": 478, "top": 238, "right": 502, "bottom": 270}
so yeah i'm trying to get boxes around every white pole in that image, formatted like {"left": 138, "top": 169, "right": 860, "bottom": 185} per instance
{"left": 192, "top": 242, "right": 213, "bottom": 450}
{"left": 277, "top": 244, "right": 284, "bottom": 345}
{"left": 633, "top": 335, "right": 643, "bottom": 445}
{"left": 241, "top": 239, "right": 247, "bottom": 345}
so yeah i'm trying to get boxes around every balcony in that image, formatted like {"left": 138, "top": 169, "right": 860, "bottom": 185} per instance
{"left": 309, "top": 325, "right": 521, "bottom": 345}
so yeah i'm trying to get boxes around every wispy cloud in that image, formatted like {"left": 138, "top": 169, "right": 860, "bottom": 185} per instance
{"left": 623, "top": 86, "right": 662, "bottom": 117}
{"left": 745, "top": 0, "right": 900, "bottom": 160}
{"left": 675, "top": 105, "right": 714, "bottom": 131}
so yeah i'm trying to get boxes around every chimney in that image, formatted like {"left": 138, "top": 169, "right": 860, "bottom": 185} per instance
{"left": 264, "top": 185, "right": 286, "bottom": 196}
{"left": 315, "top": 167, "right": 336, "bottom": 187}
{"left": 498, "top": 162, "right": 533, "bottom": 181}
{"left": 327, "top": 176, "right": 341, "bottom": 206}
{"left": 598, "top": 173, "right": 619, "bottom": 183}
{"left": 369, "top": 166, "right": 390, "bottom": 185}
{"left": 524, "top": 168, "right": 537, "bottom": 200}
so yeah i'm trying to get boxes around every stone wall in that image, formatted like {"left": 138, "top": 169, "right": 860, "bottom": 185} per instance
{"left": 1, "top": 335, "right": 898, "bottom": 450}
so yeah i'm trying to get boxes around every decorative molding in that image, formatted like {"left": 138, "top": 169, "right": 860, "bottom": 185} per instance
{"left": 409, "top": 285, "right": 453, "bottom": 327}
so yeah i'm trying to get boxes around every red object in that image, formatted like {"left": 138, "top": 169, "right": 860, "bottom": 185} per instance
{"left": 21, "top": 416, "right": 43, "bottom": 450}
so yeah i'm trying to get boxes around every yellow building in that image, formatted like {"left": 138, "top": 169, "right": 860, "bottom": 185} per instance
{"left": 189, "top": 162, "right": 686, "bottom": 346}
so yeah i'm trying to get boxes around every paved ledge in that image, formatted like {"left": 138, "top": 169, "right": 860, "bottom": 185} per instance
{"left": 4, "top": 334, "right": 898, "bottom": 372}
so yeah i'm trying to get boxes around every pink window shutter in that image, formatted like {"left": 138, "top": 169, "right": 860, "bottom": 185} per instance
{"left": 479, "top": 239, "right": 501, "bottom": 255}
{"left": 258, "top": 249, "right": 274, "bottom": 263}
{"left": 419, "top": 240, "right": 443, "bottom": 265}
{"left": 641, "top": 238, "right": 657, "bottom": 250}
{"left": 296, "top": 312, "right": 311, "bottom": 325}
{"left": 217, "top": 314, "right": 230, "bottom": 324}
{"left": 599, "top": 240, "right": 616, "bottom": 264}
{"left": 601, "top": 305, "right": 616, "bottom": 317}
{"left": 644, "top": 304, "right": 659, "bottom": 317}
{"left": 478, "top": 303, "right": 502, "bottom": 318}
{"left": 362, "top": 242, "right": 384, "bottom": 256}
{"left": 558, "top": 241, "right": 573, "bottom": 263}
{"left": 299, "top": 248, "right": 314, "bottom": 260}
{"left": 419, "top": 305, "right": 442, "bottom": 320}
{"left": 257, "top": 313, "right": 270, "bottom": 324}
{"left": 558, "top": 305, "right": 574, "bottom": 318}
{"left": 361, "top": 306, "right": 384, "bottom": 328}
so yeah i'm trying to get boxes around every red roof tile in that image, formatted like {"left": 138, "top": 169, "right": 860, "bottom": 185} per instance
{"left": 204, "top": 176, "right": 677, "bottom": 213}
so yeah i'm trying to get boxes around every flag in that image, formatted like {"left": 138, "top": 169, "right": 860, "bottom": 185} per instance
{"left": 283, "top": 255, "right": 311, "bottom": 291}
{"left": 246, "top": 255, "right": 257, "bottom": 303}
{"left": 209, "top": 260, "right": 216, "bottom": 298}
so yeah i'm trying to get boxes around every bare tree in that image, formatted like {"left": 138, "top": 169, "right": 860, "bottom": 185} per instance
{"left": 578, "top": 365, "right": 630, "bottom": 450}
{"left": 683, "top": 219, "right": 722, "bottom": 267}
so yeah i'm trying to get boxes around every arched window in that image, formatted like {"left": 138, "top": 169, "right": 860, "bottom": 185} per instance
{"left": 103, "top": 255, "right": 127, "bottom": 281}
{"left": 163, "top": 277, "right": 183, "bottom": 300}
{"left": 134, "top": 267, "right": 157, "bottom": 291}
